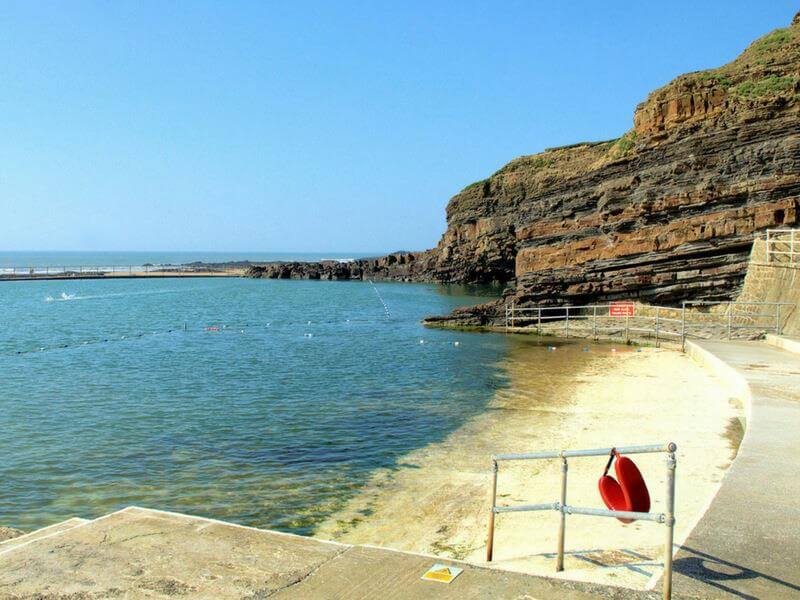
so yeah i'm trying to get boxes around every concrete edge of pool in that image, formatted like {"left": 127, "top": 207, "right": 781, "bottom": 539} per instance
{"left": 0, "top": 505, "right": 675, "bottom": 599}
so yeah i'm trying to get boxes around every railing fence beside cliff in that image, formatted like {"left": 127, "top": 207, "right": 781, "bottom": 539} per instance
{"left": 504, "top": 301, "right": 794, "bottom": 348}
{"left": 766, "top": 228, "right": 799, "bottom": 265}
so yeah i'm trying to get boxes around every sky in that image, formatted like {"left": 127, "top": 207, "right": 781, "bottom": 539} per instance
{"left": 1, "top": 1, "right": 797, "bottom": 253}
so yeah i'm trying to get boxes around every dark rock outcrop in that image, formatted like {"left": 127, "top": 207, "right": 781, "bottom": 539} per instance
{"left": 244, "top": 252, "right": 439, "bottom": 282}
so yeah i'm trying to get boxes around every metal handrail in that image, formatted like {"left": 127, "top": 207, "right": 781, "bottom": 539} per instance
{"left": 766, "top": 228, "right": 799, "bottom": 264}
{"left": 487, "top": 442, "right": 677, "bottom": 599}
{"left": 0, "top": 264, "right": 242, "bottom": 276}
{"left": 505, "top": 301, "right": 795, "bottom": 346}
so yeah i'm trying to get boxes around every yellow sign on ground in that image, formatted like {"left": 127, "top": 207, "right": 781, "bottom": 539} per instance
{"left": 420, "top": 563, "right": 463, "bottom": 584}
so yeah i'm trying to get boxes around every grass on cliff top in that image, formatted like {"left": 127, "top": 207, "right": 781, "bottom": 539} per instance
{"left": 731, "top": 75, "right": 799, "bottom": 99}
{"left": 460, "top": 178, "right": 488, "bottom": 193}
{"left": 607, "top": 131, "right": 638, "bottom": 159}
{"left": 750, "top": 28, "right": 793, "bottom": 57}
{"left": 652, "top": 21, "right": 799, "bottom": 104}
{"left": 486, "top": 154, "right": 556, "bottom": 180}
{"left": 694, "top": 71, "right": 733, "bottom": 88}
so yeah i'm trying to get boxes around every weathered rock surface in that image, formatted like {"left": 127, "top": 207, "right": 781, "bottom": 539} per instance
{"left": 245, "top": 252, "right": 438, "bottom": 282}
{"left": 422, "top": 11, "right": 800, "bottom": 323}
{"left": 249, "top": 13, "right": 800, "bottom": 326}
{"left": 0, "top": 525, "right": 24, "bottom": 543}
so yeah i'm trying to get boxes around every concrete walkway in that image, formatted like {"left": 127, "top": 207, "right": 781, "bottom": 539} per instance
{"left": 676, "top": 339, "right": 800, "bottom": 599}
{"left": 0, "top": 506, "right": 674, "bottom": 599}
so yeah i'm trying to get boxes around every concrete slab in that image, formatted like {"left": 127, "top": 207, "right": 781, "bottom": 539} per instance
{"left": 269, "top": 542, "right": 659, "bottom": 600}
{"left": 676, "top": 340, "right": 800, "bottom": 599}
{"left": 765, "top": 333, "right": 800, "bottom": 355}
{"left": 0, "top": 507, "right": 344, "bottom": 599}
{"left": 0, "top": 506, "right": 674, "bottom": 599}
{"left": 0, "top": 517, "right": 87, "bottom": 553}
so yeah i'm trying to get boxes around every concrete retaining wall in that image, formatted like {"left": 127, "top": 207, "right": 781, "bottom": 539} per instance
{"left": 737, "top": 238, "right": 800, "bottom": 335}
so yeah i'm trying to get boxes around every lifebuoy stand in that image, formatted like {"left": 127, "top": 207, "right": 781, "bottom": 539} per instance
{"left": 486, "top": 442, "right": 677, "bottom": 599}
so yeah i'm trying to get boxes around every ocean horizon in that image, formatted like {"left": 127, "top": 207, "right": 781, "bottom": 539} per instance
{"left": 0, "top": 251, "right": 389, "bottom": 274}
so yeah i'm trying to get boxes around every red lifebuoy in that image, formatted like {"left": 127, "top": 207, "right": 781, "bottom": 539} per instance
{"left": 598, "top": 451, "right": 650, "bottom": 523}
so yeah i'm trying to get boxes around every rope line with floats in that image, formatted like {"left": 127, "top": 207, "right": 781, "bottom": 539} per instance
{"left": 368, "top": 279, "right": 391, "bottom": 318}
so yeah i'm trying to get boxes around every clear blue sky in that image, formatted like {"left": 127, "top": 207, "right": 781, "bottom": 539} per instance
{"left": 2, "top": 1, "right": 796, "bottom": 253}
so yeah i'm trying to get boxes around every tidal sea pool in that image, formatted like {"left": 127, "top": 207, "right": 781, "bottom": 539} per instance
{"left": 0, "top": 277, "right": 508, "bottom": 533}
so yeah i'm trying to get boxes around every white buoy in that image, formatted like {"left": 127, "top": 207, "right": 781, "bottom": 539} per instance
{"left": 454, "top": 341, "right": 460, "bottom": 346}
{"left": 307, "top": 321, "right": 312, "bottom": 325}
{"left": 419, "top": 339, "right": 424, "bottom": 344}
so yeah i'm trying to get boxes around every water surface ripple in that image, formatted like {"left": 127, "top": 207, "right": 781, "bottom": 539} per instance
{"left": 0, "top": 278, "right": 505, "bottom": 533}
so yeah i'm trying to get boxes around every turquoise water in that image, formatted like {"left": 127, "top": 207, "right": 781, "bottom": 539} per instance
{"left": 0, "top": 277, "right": 506, "bottom": 533}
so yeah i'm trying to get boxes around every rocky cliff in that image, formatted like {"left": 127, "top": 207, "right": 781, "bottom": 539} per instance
{"left": 249, "top": 13, "right": 800, "bottom": 325}
{"left": 424, "top": 11, "right": 800, "bottom": 324}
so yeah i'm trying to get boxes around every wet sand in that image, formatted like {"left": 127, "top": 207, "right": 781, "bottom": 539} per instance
{"left": 314, "top": 339, "right": 742, "bottom": 590}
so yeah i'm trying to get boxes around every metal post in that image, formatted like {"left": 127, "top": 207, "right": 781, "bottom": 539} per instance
{"left": 486, "top": 460, "right": 498, "bottom": 562}
{"left": 681, "top": 303, "right": 686, "bottom": 352}
{"left": 565, "top": 307, "right": 569, "bottom": 337}
{"left": 776, "top": 304, "right": 782, "bottom": 335}
{"left": 556, "top": 457, "right": 568, "bottom": 571}
{"left": 537, "top": 307, "right": 542, "bottom": 336}
{"left": 766, "top": 229, "right": 771, "bottom": 263}
{"left": 792, "top": 229, "right": 796, "bottom": 265}
{"left": 505, "top": 304, "right": 509, "bottom": 332}
{"left": 511, "top": 302, "right": 515, "bottom": 329}
{"left": 727, "top": 302, "right": 733, "bottom": 340}
{"left": 655, "top": 307, "right": 660, "bottom": 347}
{"left": 593, "top": 305, "right": 598, "bottom": 340}
{"left": 663, "top": 448, "right": 677, "bottom": 600}
{"left": 625, "top": 315, "right": 630, "bottom": 343}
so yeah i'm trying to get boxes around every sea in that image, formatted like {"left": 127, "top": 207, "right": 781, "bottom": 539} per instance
{"left": 0, "top": 251, "right": 516, "bottom": 533}
{"left": 0, "top": 251, "right": 370, "bottom": 274}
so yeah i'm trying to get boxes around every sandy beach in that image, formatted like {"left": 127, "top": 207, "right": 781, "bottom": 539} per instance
{"left": 314, "top": 339, "right": 742, "bottom": 590}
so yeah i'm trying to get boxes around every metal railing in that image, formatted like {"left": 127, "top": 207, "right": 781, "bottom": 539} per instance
{"left": 766, "top": 228, "right": 799, "bottom": 265}
{"left": 0, "top": 264, "right": 241, "bottom": 277}
{"left": 486, "top": 442, "right": 677, "bottom": 599}
{"left": 505, "top": 301, "right": 794, "bottom": 348}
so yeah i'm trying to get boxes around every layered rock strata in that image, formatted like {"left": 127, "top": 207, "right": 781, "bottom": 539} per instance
{"left": 249, "top": 13, "right": 800, "bottom": 325}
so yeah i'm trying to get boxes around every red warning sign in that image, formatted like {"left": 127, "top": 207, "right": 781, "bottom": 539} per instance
{"left": 609, "top": 301, "right": 635, "bottom": 317}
